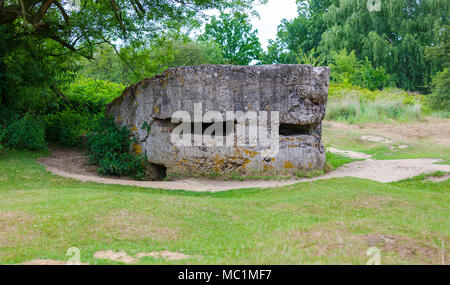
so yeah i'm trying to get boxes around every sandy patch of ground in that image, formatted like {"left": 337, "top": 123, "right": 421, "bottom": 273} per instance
{"left": 318, "top": 158, "right": 450, "bottom": 183}
{"left": 94, "top": 250, "right": 138, "bottom": 264}
{"left": 18, "top": 259, "right": 89, "bottom": 265}
{"left": 137, "top": 250, "right": 192, "bottom": 261}
{"left": 360, "top": 135, "right": 393, "bottom": 144}
{"left": 37, "top": 147, "right": 450, "bottom": 191}
{"left": 37, "top": 147, "right": 97, "bottom": 176}
{"left": 426, "top": 174, "right": 450, "bottom": 183}
{"left": 363, "top": 234, "right": 446, "bottom": 264}
{"left": 327, "top": 147, "right": 372, "bottom": 159}
{"left": 93, "top": 250, "right": 192, "bottom": 264}
{"left": 325, "top": 118, "right": 450, "bottom": 146}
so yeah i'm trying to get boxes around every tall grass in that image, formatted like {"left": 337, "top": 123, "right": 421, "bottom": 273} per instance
{"left": 326, "top": 84, "right": 424, "bottom": 124}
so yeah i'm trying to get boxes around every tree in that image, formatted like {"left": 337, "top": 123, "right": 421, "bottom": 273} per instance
{"left": 200, "top": 12, "right": 262, "bottom": 65}
{"left": 0, "top": 0, "right": 255, "bottom": 108}
{"left": 426, "top": 25, "right": 450, "bottom": 110}
{"left": 80, "top": 39, "right": 225, "bottom": 84}
{"left": 261, "top": 0, "right": 336, "bottom": 64}
{"left": 320, "top": 0, "right": 449, "bottom": 92}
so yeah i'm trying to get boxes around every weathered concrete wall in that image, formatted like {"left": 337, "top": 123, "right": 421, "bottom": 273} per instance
{"left": 106, "top": 64, "right": 329, "bottom": 178}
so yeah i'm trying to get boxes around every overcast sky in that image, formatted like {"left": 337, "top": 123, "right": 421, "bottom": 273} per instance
{"left": 198, "top": 0, "right": 299, "bottom": 50}
{"left": 250, "top": 0, "right": 299, "bottom": 50}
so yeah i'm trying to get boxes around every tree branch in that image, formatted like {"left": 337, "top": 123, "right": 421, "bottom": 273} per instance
{"left": 30, "top": 0, "right": 54, "bottom": 25}
{"left": 53, "top": 0, "right": 70, "bottom": 26}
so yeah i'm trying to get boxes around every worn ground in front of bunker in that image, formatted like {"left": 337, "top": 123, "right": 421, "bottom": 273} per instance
{"left": 36, "top": 119, "right": 450, "bottom": 191}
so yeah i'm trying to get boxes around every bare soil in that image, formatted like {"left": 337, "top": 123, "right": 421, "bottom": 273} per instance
{"left": 93, "top": 250, "right": 192, "bottom": 264}
{"left": 325, "top": 118, "right": 450, "bottom": 145}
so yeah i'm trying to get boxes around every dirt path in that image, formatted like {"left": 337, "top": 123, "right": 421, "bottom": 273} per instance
{"left": 37, "top": 148, "right": 449, "bottom": 192}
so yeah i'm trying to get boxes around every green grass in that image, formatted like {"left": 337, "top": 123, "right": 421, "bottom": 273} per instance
{"left": 0, "top": 150, "right": 448, "bottom": 265}
{"left": 325, "top": 151, "right": 361, "bottom": 169}
{"left": 327, "top": 84, "right": 425, "bottom": 124}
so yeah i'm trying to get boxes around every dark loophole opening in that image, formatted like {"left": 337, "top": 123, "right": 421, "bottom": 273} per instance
{"left": 191, "top": 121, "right": 234, "bottom": 136}
{"left": 279, "top": 123, "right": 310, "bottom": 136}
{"left": 147, "top": 163, "right": 167, "bottom": 181}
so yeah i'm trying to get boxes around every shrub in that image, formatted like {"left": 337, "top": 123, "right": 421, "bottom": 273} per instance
{"left": 0, "top": 128, "right": 4, "bottom": 154}
{"left": 3, "top": 114, "right": 47, "bottom": 151}
{"left": 357, "top": 59, "right": 391, "bottom": 91}
{"left": 330, "top": 49, "right": 391, "bottom": 90}
{"left": 64, "top": 77, "right": 125, "bottom": 114}
{"left": 429, "top": 68, "right": 449, "bottom": 111}
{"left": 86, "top": 116, "right": 146, "bottom": 179}
{"left": 329, "top": 49, "right": 360, "bottom": 84}
{"left": 0, "top": 106, "right": 19, "bottom": 129}
{"left": 44, "top": 110, "right": 89, "bottom": 147}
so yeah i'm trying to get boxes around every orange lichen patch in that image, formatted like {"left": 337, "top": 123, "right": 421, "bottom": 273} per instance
{"left": 130, "top": 125, "right": 138, "bottom": 132}
{"left": 263, "top": 164, "right": 274, "bottom": 171}
{"left": 154, "top": 106, "right": 160, "bottom": 113}
{"left": 283, "top": 161, "right": 294, "bottom": 169}
{"left": 115, "top": 115, "right": 123, "bottom": 123}
{"left": 243, "top": 149, "right": 259, "bottom": 158}
{"left": 179, "top": 75, "right": 184, "bottom": 85}
{"left": 212, "top": 155, "right": 226, "bottom": 172}
{"left": 132, "top": 143, "right": 143, "bottom": 155}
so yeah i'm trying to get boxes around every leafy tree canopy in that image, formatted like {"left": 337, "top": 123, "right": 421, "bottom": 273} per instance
{"left": 320, "top": 0, "right": 449, "bottom": 92}
{"left": 0, "top": 0, "right": 257, "bottom": 108}
{"left": 200, "top": 11, "right": 262, "bottom": 65}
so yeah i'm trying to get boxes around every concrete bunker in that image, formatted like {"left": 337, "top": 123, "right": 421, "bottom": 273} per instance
{"left": 106, "top": 64, "right": 329, "bottom": 179}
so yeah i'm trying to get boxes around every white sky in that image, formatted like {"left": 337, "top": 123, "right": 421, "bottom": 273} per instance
{"left": 197, "top": 0, "right": 299, "bottom": 50}
{"left": 250, "top": 0, "right": 299, "bottom": 50}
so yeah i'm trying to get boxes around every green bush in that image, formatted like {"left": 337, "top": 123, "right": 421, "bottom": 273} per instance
{"left": 357, "top": 59, "right": 391, "bottom": 91}
{"left": 44, "top": 110, "right": 89, "bottom": 147}
{"left": 329, "top": 49, "right": 360, "bottom": 84}
{"left": 3, "top": 114, "right": 47, "bottom": 151}
{"left": 330, "top": 49, "right": 391, "bottom": 90}
{"left": 0, "top": 128, "right": 4, "bottom": 154}
{"left": 64, "top": 77, "right": 125, "bottom": 114}
{"left": 0, "top": 106, "right": 19, "bottom": 128}
{"left": 429, "top": 68, "right": 449, "bottom": 111}
{"left": 86, "top": 116, "right": 146, "bottom": 179}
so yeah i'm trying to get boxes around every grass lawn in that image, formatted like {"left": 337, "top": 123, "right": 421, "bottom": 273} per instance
{"left": 0, "top": 150, "right": 448, "bottom": 265}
